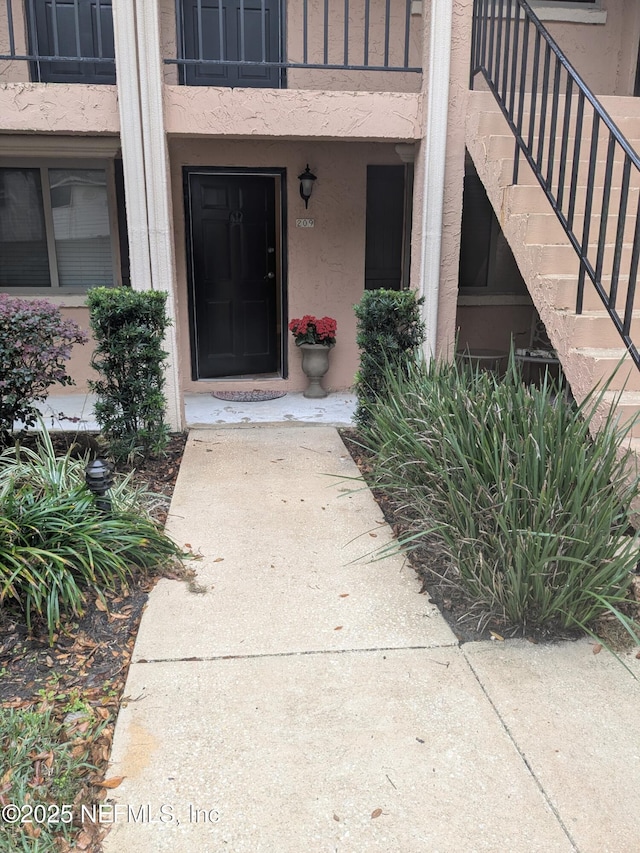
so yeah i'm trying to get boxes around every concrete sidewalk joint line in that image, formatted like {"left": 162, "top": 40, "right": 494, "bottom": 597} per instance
{"left": 105, "top": 427, "right": 640, "bottom": 852}
{"left": 134, "top": 642, "right": 461, "bottom": 665}
{"left": 462, "top": 647, "right": 580, "bottom": 853}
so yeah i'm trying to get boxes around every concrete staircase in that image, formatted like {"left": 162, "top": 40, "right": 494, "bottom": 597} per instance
{"left": 466, "top": 90, "right": 640, "bottom": 445}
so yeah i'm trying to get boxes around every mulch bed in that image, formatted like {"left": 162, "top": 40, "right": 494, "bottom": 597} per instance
{"left": 0, "top": 433, "right": 187, "bottom": 706}
{"left": 0, "top": 432, "right": 188, "bottom": 850}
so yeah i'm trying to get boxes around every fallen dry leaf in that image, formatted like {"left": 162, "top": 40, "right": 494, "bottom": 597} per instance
{"left": 593, "top": 644, "right": 603, "bottom": 655}
{"left": 95, "top": 598, "right": 108, "bottom": 613}
{"left": 23, "top": 822, "right": 41, "bottom": 839}
{"left": 74, "top": 830, "right": 93, "bottom": 850}
{"left": 94, "top": 776, "right": 125, "bottom": 789}
{"left": 333, "top": 814, "right": 340, "bottom": 822}
{"left": 213, "top": 557, "right": 224, "bottom": 563}
{"left": 334, "top": 626, "right": 343, "bottom": 631}
{"left": 371, "top": 808, "right": 383, "bottom": 819}
{"left": 489, "top": 631, "right": 504, "bottom": 642}
{"left": 339, "top": 593, "right": 349, "bottom": 598}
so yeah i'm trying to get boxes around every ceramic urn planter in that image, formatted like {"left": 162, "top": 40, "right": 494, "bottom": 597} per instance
{"left": 298, "top": 343, "right": 334, "bottom": 398}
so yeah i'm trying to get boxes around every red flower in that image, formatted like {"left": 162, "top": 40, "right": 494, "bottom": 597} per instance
{"left": 289, "top": 315, "right": 337, "bottom": 345}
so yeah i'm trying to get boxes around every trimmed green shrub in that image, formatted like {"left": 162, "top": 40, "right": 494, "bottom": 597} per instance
{"left": 353, "top": 288, "right": 425, "bottom": 427}
{"left": 87, "top": 287, "right": 170, "bottom": 462}
{"left": 0, "top": 430, "right": 182, "bottom": 641}
{"left": 0, "top": 295, "right": 87, "bottom": 443}
{"left": 361, "top": 353, "right": 640, "bottom": 635}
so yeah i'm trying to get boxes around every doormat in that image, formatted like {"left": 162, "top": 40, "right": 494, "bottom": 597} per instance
{"left": 212, "top": 390, "right": 287, "bottom": 402}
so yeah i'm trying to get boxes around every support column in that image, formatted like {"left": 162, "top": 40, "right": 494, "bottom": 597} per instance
{"left": 111, "top": 0, "right": 184, "bottom": 431}
{"left": 111, "top": 0, "right": 152, "bottom": 293}
{"left": 135, "top": 0, "right": 184, "bottom": 432}
{"left": 413, "top": 0, "right": 454, "bottom": 359}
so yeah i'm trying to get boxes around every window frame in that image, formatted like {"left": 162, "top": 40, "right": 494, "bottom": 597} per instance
{"left": 0, "top": 158, "right": 120, "bottom": 295}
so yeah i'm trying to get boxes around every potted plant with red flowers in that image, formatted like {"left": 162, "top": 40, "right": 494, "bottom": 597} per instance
{"left": 289, "top": 315, "right": 337, "bottom": 398}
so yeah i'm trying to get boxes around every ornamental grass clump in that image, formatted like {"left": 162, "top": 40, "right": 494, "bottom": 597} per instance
{"left": 361, "top": 354, "right": 640, "bottom": 635}
{"left": 0, "top": 429, "right": 182, "bottom": 641}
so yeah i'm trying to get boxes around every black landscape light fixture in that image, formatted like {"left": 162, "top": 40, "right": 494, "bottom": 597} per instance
{"left": 85, "top": 458, "right": 114, "bottom": 513}
{"left": 298, "top": 164, "right": 317, "bottom": 209}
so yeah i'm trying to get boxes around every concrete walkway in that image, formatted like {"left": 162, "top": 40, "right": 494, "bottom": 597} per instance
{"left": 103, "top": 426, "right": 640, "bottom": 853}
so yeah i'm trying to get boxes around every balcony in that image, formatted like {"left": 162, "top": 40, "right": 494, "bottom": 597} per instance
{"left": 0, "top": 0, "right": 422, "bottom": 92}
{"left": 0, "top": 0, "right": 115, "bottom": 83}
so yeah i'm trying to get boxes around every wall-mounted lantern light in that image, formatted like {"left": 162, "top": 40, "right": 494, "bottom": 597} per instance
{"left": 298, "top": 164, "right": 317, "bottom": 209}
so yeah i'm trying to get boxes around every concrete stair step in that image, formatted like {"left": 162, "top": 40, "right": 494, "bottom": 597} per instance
{"left": 569, "top": 348, "right": 640, "bottom": 392}
{"left": 525, "top": 241, "right": 639, "bottom": 280}
{"left": 565, "top": 310, "right": 640, "bottom": 349}
{"left": 486, "top": 132, "right": 640, "bottom": 164}
{"left": 550, "top": 275, "right": 636, "bottom": 313}
{"left": 490, "top": 155, "right": 640, "bottom": 196}
{"left": 601, "top": 390, "right": 640, "bottom": 437}
{"left": 505, "top": 181, "right": 640, "bottom": 215}
{"left": 475, "top": 105, "right": 640, "bottom": 143}
{"left": 524, "top": 212, "right": 639, "bottom": 247}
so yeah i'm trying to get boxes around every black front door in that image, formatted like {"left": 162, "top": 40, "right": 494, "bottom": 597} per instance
{"left": 181, "top": 0, "right": 283, "bottom": 88}
{"left": 187, "top": 171, "right": 280, "bottom": 379}
{"left": 30, "top": 0, "right": 115, "bottom": 84}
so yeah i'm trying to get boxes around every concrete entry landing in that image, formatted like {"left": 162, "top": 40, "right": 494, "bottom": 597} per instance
{"left": 103, "top": 426, "right": 640, "bottom": 852}
{"left": 36, "top": 391, "right": 357, "bottom": 431}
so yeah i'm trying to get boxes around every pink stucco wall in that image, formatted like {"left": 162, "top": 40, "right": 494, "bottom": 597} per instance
{"left": 0, "top": 84, "right": 119, "bottom": 133}
{"left": 46, "top": 307, "right": 96, "bottom": 396}
{"left": 169, "top": 137, "right": 407, "bottom": 394}
{"left": 164, "top": 87, "right": 421, "bottom": 140}
{"left": 456, "top": 304, "right": 535, "bottom": 353}
{"left": 544, "top": 0, "right": 640, "bottom": 96}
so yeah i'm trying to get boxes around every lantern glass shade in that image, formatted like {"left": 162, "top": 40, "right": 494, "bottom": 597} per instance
{"left": 298, "top": 164, "right": 317, "bottom": 208}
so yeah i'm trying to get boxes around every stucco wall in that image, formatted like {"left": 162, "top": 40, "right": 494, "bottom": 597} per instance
{"left": 456, "top": 304, "right": 535, "bottom": 353}
{"left": 544, "top": 0, "right": 640, "bottom": 96}
{"left": 46, "top": 307, "right": 96, "bottom": 396}
{"left": 0, "top": 84, "right": 119, "bottom": 133}
{"left": 164, "top": 87, "right": 421, "bottom": 140}
{"left": 169, "top": 137, "right": 407, "bottom": 394}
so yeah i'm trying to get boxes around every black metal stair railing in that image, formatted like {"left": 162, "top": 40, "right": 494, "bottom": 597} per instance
{"left": 470, "top": 0, "right": 640, "bottom": 368}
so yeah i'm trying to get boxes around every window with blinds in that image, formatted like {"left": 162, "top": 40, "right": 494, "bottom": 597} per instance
{"left": 0, "top": 165, "right": 115, "bottom": 290}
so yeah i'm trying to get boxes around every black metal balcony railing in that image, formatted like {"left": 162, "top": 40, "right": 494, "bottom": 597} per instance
{"left": 168, "top": 0, "right": 421, "bottom": 88}
{"left": 0, "top": 1, "right": 421, "bottom": 87}
{"left": 1, "top": 0, "right": 116, "bottom": 83}
{"left": 471, "top": 0, "right": 640, "bottom": 369}
{"left": 169, "top": 0, "right": 420, "bottom": 85}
